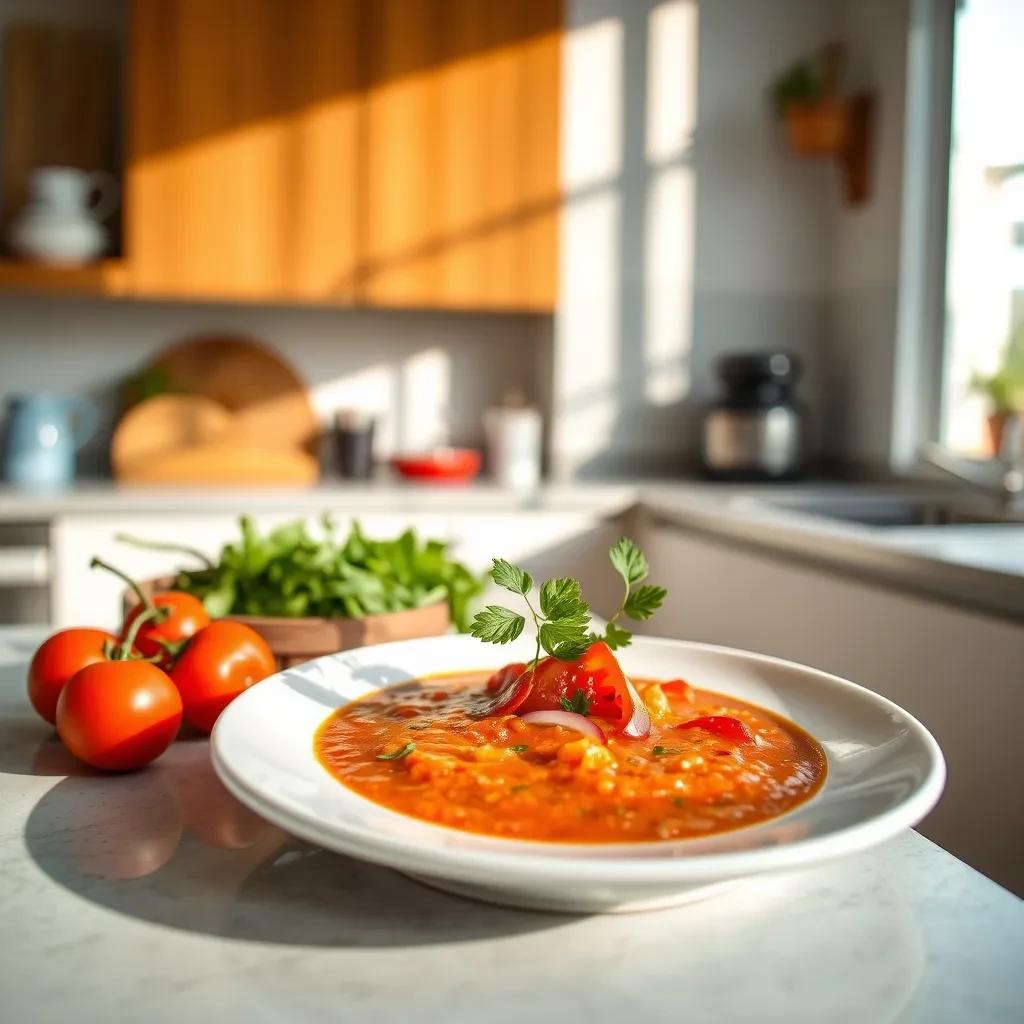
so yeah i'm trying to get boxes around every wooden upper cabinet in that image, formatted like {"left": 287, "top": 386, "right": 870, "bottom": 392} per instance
{"left": 127, "top": 0, "right": 363, "bottom": 302}
{"left": 359, "top": 0, "right": 561, "bottom": 310}
{"left": 126, "top": 0, "right": 561, "bottom": 310}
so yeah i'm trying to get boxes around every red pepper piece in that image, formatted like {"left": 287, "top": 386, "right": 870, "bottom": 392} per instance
{"left": 677, "top": 715, "right": 753, "bottom": 744}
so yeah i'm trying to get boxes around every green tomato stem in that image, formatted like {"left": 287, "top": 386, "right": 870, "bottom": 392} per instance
{"left": 115, "top": 532, "right": 215, "bottom": 570}
{"left": 90, "top": 556, "right": 161, "bottom": 617}
{"left": 115, "top": 604, "right": 161, "bottom": 660}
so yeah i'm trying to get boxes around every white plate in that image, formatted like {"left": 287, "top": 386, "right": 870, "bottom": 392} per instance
{"left": 211, "top": 635, "right": 945, "bottom": 913}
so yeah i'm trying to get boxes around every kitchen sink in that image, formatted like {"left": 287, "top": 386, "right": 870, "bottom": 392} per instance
{"left": 757, "top": 495, "right": 1024, "bottom": 528}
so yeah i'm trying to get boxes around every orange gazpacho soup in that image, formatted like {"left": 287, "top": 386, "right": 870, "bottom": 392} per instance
{"left": 315, "top": 670, "right": 827, "bottom": 843}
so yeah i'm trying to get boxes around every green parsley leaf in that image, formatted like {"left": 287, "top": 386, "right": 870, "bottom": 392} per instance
{"left": 601, "top": 621, "right": 633, "bottom": 651}
{"left": 623, "top": 584, "right": 667, "bottom": 621}
{"left": 510, "top": 783, "right": 531, "bottom": 793}
{"left": 509, "top": 744, "right": 529, "bottom": 754}
{"left": 539, "top": 614, "right": 591, "bottom": 658}
{"left": 609, "top": 538, "right": 648, "bottom": 586}
{"left": 539, "top": 577, "right": 588, "bottom": 620}
{"left": 548, "top": 636, "right": 593, "bottom": 660}
{"left": 469, "top": 605, "right": 526, "bottom": 645}
{"left": 490, "top": 558, "right": 533, "bottom": 596}
{"left": 559, "top": 688, "right": 593, "bottom": 716}
{"left": 652, "top": 745, "right": 684, "bottom": 757}
{"left": 376, "top": 741, "right": 416, "bottom": 761}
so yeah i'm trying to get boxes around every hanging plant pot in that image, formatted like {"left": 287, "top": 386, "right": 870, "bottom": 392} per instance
{"left": 783, "top": 97, "right": 847, "bottom": 156}
{"left": 986, "top": 412, "right": 1009, "bottom": 457}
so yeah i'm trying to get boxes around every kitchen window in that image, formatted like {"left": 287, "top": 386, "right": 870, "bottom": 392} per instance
{"left": 940, "top": 0, "right": 1024, "bottom": 455}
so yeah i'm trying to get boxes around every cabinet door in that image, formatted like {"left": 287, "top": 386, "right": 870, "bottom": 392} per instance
{"left": 127, "top": 0, "right": 362, "bottom": 301}
{"left": 360, "top": 0, "right": 561, "bottom": 310}
{"left": 639, "top": 523, "right": 1024, "bottom": 896}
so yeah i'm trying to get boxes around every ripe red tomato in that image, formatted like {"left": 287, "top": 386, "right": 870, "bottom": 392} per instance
{"left": 171, "top": 621, "right": 276, "bottom": 734}
{"left": 122, "top": 592, "right": 210, "bottom": 664}
{"left": 56, "top": 660, "right": 183, "bottom": 771}
{"left": 28, "top": 628, "right": 117, "bottom": 725}
{"left": 516, "top": 641, "right": 636, "bottom": 729}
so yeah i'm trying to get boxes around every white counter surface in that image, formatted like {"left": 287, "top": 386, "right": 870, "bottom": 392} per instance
{"left": 0, "top": 628, "right": 1020, "bottom": 1023}
{"left": 2, "top": 478, "right": 1021, "bottom": 620}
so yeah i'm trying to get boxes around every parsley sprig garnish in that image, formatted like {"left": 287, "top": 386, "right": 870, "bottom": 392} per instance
{"left": 601, "top": 539, "right": 668, "bottom": 651}
{"left": 468, "top": 538, "right": 666, "bottom": 672}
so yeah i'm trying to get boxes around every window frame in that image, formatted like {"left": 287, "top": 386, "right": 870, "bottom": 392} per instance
{"left": 892, "top": 0, "right": 957, "bottom": 469}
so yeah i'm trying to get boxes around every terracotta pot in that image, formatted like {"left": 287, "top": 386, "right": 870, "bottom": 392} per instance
{"left": 986, "top": 412, "right": 1008, "bottom": 457}
{"left": 783, "top": 98, "right": 847, "bottom": 156}
{"left": 127, "top": 577, "right": 451, "bottom": 668}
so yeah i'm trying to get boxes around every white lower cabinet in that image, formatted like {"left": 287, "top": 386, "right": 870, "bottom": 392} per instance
{"left": 638, "top": 524, "right": 1024, "bottom": 895}
{"left": 49, "top": 509, "right": 624, "bottom": 631}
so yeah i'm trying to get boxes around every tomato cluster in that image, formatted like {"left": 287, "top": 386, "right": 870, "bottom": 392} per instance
{"left": 28, "top": 561, "right": 276, "bottom": 771}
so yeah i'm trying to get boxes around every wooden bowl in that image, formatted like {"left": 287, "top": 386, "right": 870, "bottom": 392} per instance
{"left": 128, "top": 577, "right": 451, "bottom": 668}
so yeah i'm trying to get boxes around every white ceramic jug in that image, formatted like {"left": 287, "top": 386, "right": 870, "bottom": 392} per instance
{"left": 9, "top": 167, "right": 118, "bottom": 266}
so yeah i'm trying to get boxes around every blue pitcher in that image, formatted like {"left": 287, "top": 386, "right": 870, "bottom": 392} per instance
{"left": 2, "top": 393, "right": 97, "bottom": 489}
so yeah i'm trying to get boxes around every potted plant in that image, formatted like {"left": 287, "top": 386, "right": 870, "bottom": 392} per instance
{"left": 970, "top": 331, "right": 1024, "bottom": 456}
{"left": 772, "top": 44, "right": 846, "bottom": 156}
{"left": 770, "top": 44, "right": 874, "bottom": 203}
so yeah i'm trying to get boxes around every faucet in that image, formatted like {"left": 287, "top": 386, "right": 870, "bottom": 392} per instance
{"left": 920, "top": 415, "right": 1024, "bottom": 509}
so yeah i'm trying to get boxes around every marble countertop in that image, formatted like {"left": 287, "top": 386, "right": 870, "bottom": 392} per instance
{"left": 0, "top": 628, "right": 1020, "bottom": 1023}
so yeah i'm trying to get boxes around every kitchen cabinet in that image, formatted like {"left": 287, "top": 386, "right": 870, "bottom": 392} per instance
{"left": 125, "top": 0, "right": 561, "bottom": 309}
{"left": 360, "top": 0, "right": 561, "bottom": 310}
{"left": 127, "top": 0, "right": 363, "bottom": 302}
{"left": 637, "top": 522, "right": 1024, "bottom": 896}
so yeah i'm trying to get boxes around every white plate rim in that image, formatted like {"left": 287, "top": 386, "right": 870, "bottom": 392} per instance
{"left": 212, "top": 635, "right": 946, "bottom": 887}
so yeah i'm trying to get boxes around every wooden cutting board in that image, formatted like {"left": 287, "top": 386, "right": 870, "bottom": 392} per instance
{"left": 2, "top": 22, "right": 118, "bottom": 229}
{"left": 112, "top": 394, "right": 319, "bottom": 485}
{"left": 112, "top": 336, "right": 322, "bottom": 484}
{"left": 142, "top": 334, "right": 320, "bottom": 456}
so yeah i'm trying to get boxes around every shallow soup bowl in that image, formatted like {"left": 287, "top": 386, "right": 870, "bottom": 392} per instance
{"left": 211, "top": 634, "right": 945, "bottom": 913}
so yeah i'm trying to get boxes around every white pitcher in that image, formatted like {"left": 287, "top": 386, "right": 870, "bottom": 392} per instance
{"left": 9, "top": 166, "right": 118, "bottom": 266}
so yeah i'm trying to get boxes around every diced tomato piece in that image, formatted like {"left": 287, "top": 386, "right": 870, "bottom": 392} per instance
{"left": 575, "top": 642, "right": 635, "bottom": 731}
{"left": 661, "top": 679, "right": 694, "bottom": 697}
{"left": 677, "top": 715, "right": 753, "bottom": 744}
{"left": 485, "top": 662, "right": 528, "bottom": 694}
{"left": 514, "top": 656, "right": 574, "bottom": 714}
{"left": 515, "top": 641, "right": 638, "bottom": 733}
{"left": 475, "top": 664, "right": 533, "bottom": 715}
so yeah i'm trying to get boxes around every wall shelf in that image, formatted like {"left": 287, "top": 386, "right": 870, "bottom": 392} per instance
{"left": 0, "top": 258, "right": 129, "bottom": 297}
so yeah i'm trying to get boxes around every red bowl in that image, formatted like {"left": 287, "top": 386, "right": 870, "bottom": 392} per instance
{"left": 390, "top": 448, "right": 482, "bottom": 483}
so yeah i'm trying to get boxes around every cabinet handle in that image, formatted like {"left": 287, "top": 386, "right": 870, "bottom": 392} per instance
{"left": 0, "top": 547, "right": 50, "bottom": 586}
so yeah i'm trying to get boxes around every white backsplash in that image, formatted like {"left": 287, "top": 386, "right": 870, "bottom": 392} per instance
{"left": 0, "top": 297, "right": 548, "bottom": 477}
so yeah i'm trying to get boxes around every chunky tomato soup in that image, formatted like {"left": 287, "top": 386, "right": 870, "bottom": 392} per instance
{"left": 315, "top": 672, "right": 827, "bottom": 843}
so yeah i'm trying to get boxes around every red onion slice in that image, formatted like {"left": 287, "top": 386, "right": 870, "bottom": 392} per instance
{"left": 518, "top": 710, "right": 607, "bottom": 743}
{"left": 620, "top": 676, "right": 652, "bottom": 738}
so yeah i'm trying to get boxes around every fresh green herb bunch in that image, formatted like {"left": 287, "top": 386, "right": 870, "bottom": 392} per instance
{"left": 132, "top": 515, "right": 482, "bottom": 629}
{"left": 469, "top": 538, "right": 667, "bottom": 672}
